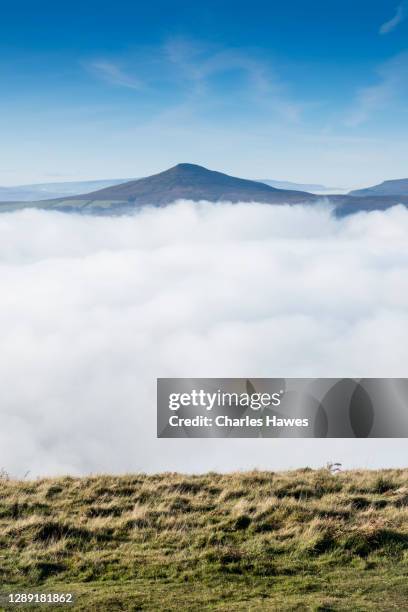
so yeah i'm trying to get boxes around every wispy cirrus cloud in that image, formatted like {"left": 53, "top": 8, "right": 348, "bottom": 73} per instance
{"left": 84, "top": 38, "right": 305, "bottom": 124}
{"left": 379, "top": 1, "right": 407, "bottom": 34}
{"left": 163, "top": 38, "right": 304, "bottom": 122}
{"left": 345, "top": 51, "right": 408, "bottom": 126}
{"left": 87, "top": 60, "right": 144, "bottom": 90}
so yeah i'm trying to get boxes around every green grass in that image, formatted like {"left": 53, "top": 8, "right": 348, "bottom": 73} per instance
{"left": 1, "top": 468, "right": 408, "bottom": 610}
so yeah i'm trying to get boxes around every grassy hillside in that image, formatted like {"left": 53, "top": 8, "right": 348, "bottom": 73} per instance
{"left": 1, "top": 468, "right": 408, "bottom": 610}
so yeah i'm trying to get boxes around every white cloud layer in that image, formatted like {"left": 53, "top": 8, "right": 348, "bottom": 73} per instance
{"left": 0, "top": 202, "right": 408, "bottom": 477}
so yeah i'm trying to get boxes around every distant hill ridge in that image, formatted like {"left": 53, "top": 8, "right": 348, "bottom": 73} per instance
{"left": 0, "top": 178, "right": 130, "bottom": 202}
{"left": 73, "top": 163, "right": 315, "bottom": 205}
{"left": 1, "top": 163, "right": 408, "bottom": 216}
{"left": 349, "top": 178, "right": 408, "bottom": 197}
{"left": 0, "top": 174, "right": 341, "bottom": 202}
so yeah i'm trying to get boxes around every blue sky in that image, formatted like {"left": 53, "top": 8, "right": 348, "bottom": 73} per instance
{"left": 1, "top": 0, "right": 408, "bottom": 187}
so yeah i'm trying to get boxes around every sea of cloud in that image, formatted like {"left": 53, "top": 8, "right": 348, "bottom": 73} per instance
{"left": 0, "top": 201, "right": 408, "bottom": 476}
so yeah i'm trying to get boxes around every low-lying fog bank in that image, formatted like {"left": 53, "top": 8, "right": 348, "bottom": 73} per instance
{"left": 0, "top": 201, "right": 407, "bottom": 476}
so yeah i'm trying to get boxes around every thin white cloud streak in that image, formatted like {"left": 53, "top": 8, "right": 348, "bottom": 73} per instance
{"left": 85, "top": 38, "right": 304, "bottom": 123}
{"left": 163, "top": 39, "right": 304, "bottom": 122}
{"left": 345, "top": 51, "right": 408, "bottom": 126}
{"left": 379, "top": 1, "right": 407, "bottom": 34}
{"left": 0, "top": 202, "right": 408, "bottom": 477}
{"left": 87, "top": 61, "right": 144, "bottom": 90}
